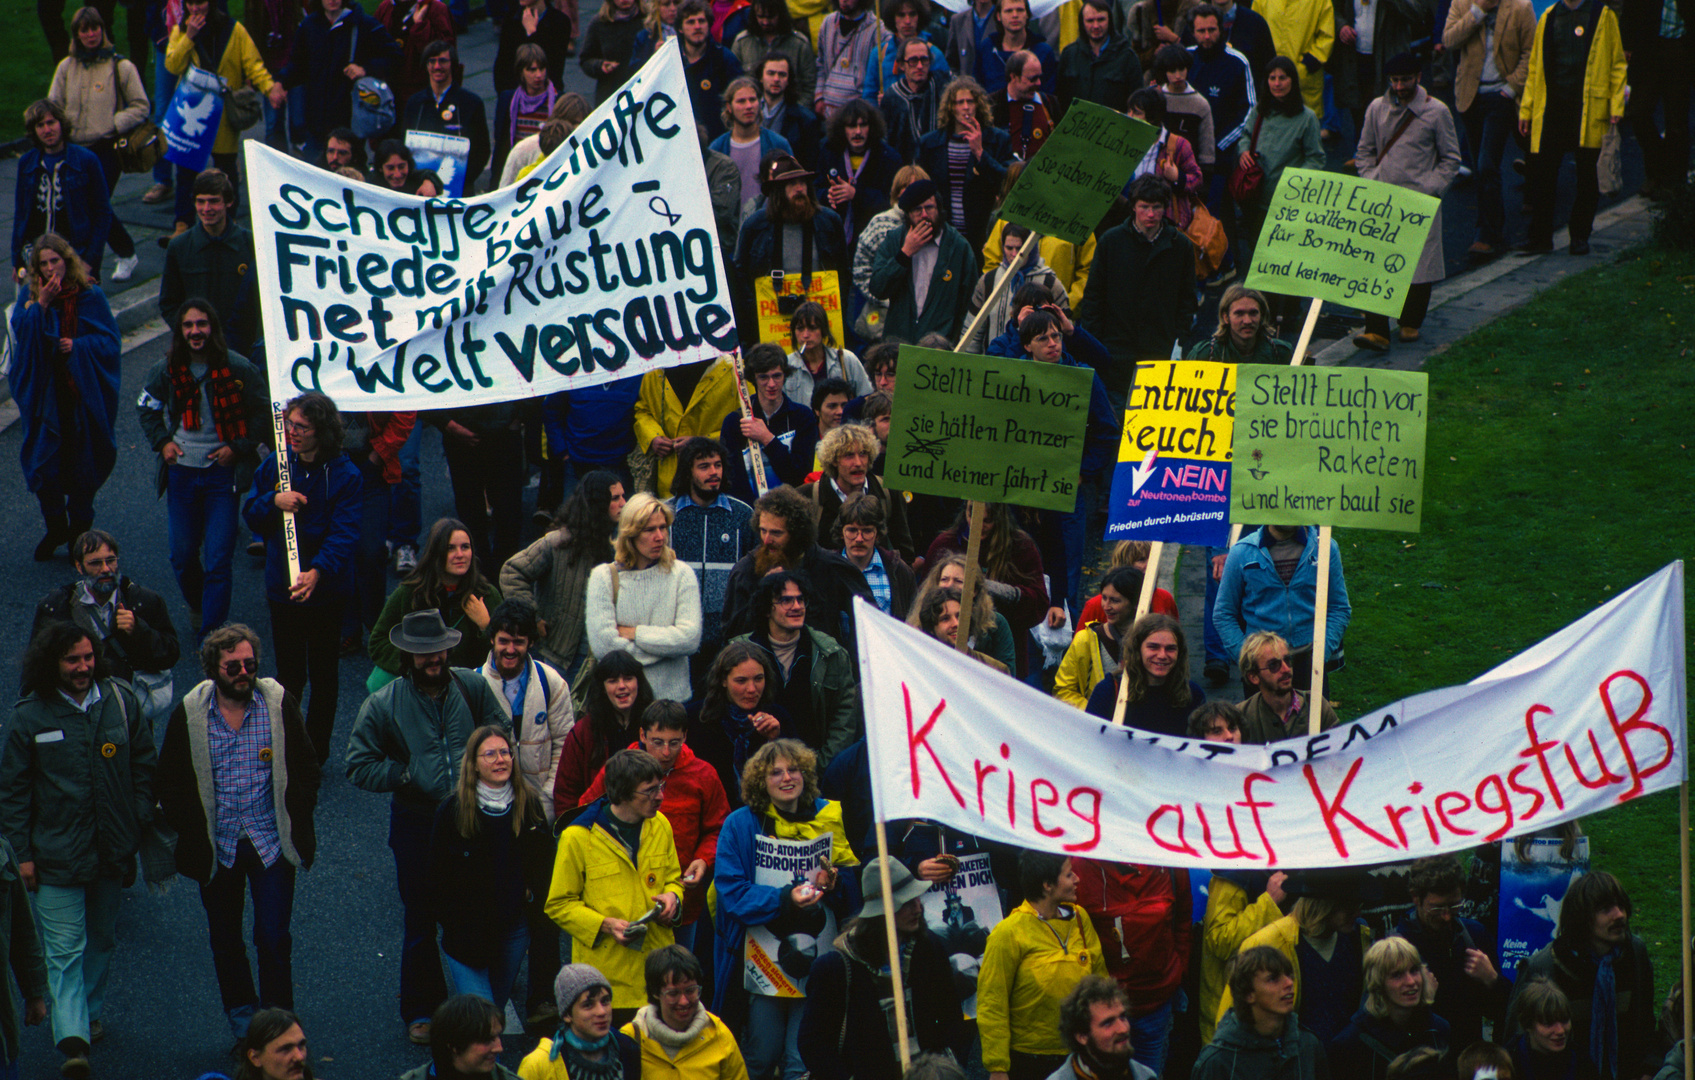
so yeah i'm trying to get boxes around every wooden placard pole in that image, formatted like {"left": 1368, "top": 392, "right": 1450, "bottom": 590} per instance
{"left": 953, "top": 501, "right": 987, "bottom": 653}
{"left": 730, "top": 350, "right": 770, "bottom": 497}
{"left": 1110, "top": 540, "right": 1166, "bottom": 725}
{"left": 270, "top": 403, "right": 301, "bottom": 587}
{"left": 954, "top": 231, "right": 1042, "bottom": 355}
{"left": 1306, "top": 524, "right": 1333, "bottom": 736}
{"left": 872, "top": 818, "right": 914, "bottom": 1072}
{"left": 1682, "top": 780, "right": 1692, "bottom": 1080}
{"left": 1290, "top": 295, "right": 1324, "bottom": 365}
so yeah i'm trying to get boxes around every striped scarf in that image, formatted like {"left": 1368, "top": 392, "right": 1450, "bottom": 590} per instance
{"left": 168, "top": 354, "right": 249, "bottom": 442}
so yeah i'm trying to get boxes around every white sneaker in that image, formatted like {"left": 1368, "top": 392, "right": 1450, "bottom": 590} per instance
{"left": 112, "top": 254, "right": 139, "bottom": 282}
{"left": 394, "top": 544, "right": 418, "bottom": 574}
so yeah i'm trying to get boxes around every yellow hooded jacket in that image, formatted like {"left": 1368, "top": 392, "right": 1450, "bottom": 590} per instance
{"left": 634, "top": 359, "right": 742, "bottom": 498}
{"left": 1214, "top": 913, "right": 1373, "bottom": 1022}
{"left": 977, "top": 901, "right": 1108, "bottom": 1071}
{"left": 1518, "top": 1, "right": 1627, "bottom": 153}
{"left": 1197, "top": 877, "right": 1283, "bottom": 1044}
{"left": 622, "top": 1005, "right": 751, "bottom": 1080}
{"left": 546, "top": 802, "right": 686, "bottom": 1008}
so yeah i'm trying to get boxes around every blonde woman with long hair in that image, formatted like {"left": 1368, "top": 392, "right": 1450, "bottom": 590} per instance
{"left": 428, "top": 725, "right": 553, "bottom": 1016}
{"left": 907, "top": 553, "right": 1017, "bottom": 671}
{"left": 1328, "top": 937, "right": 1448, "bottom": 1079}
{"left": 584, "top": 493, "right": 702, "bottom": 701}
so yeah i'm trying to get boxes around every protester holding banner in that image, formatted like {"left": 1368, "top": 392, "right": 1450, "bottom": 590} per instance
{"left": 243, "top": 392, "right": 361, "bottom": 764}
{"left": 979, "top": 164, "right": 1097, "bottom": 311}
{"left": 1084, "top": 611, "right": 1206, "bottom": 731}
{"left": 9, "top": 233, "right": 122, "bottom": 562}
{"left": 1216, "top": 520, "right": 1352, "bottom": 692}
{"left": 730, "top": 571, "right": 862, "bottom": 763}
{"left": 1327, "top": 938, "right": 1451, "bottom": 1080}
{"left": 1350, "top": 53, "right": 1462, "bottom": 350}
{"left": 402, "top": 41, "right": 491, "bottom": 192}
{"left": 368, "top": 518, "right": 503, "bottom": 684}
{"left": 1508, "top": 870, "right": 1660, "bottom": 1080}
{"left": 963, "top": 226, "right": 1067, "bottom": 353}
{"left": 721, "top": 344, "right": 820, "bottom": 503}
{"left": 584, "top": 494, "right": 704, "bottom": 704}
{"left": 733, "top": 153, "right": 848, "bottom": 341}
{"left": 978, "top": 850, "right": 1107, "bottom": 1080}
{"left": 797, "top": 857, "right": 969, "bottom": 1080}
{"left": 163, "top": 0, "right": 287, "bottom": 234}
{"left": 710, "top": 738, "right": 859, "bottom": 1079}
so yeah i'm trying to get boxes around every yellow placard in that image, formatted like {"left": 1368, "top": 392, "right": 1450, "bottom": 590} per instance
{"left": 754, "top": 270, "right": 846, "bottom": 352}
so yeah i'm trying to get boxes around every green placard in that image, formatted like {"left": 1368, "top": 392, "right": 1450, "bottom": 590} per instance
{"left": 1229, "top": 365, "right": 1428, "bottom": 532}
{"left": 885, "top": 346, "right": 1094, "bottom": 512}
{"left": 1244, "top": 168, "right": 1441, "bottom": 317}
{"left": 996, "top": 101, "right": 1159, "bottom": 247}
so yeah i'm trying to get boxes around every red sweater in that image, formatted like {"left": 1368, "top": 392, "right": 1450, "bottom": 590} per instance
{"left": 1078, "top": 588, "right": 1177, "bottom": 627}
{"left": 1072, "top": 859, "right": 1192, "bottom": 1013}
{"left": 580, "top": 742, "right": 731, "bottom": 924}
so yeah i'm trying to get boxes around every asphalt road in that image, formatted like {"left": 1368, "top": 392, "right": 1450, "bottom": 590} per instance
{"left": 0, "top": 328, "right": 554, "bottom": 1080}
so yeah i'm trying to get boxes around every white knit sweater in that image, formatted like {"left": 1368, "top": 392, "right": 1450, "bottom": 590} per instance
{"left": 584, "top": 560, "right": 703, "bottom": 702}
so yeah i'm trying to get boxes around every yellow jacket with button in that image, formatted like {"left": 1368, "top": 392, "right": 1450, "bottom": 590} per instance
{"left": 977, "top": 901, "right": 1107, "bottom": 1071}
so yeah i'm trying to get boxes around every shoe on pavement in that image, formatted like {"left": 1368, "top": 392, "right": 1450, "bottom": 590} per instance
{"left": 1569, "top": 238, "right": 1591, "bottom": 255}
{"left": 1516, "top": 239, "right": 1554, "bottom": 255}
{"left": 1352, "top": 332, "right": 1390, "bottom": 352}
{"left": 394, "top": 544, "right": 419, "bottom": 574}
{"left": 111, "top": 255, "right": 139, "bottom": 282}
{"left": 409, "top": 1021, "right": 432, "bottom": 1045}
{"left": 155, "top": 222, "right": 189, "bottom": 249}
{"left": 1468, "top": 241, "right": 1497, "bottom": 256}
{"left": 1398, "top": 326, "right": 1421, "bottom": 343}
{"left": 140, "top": 182, "right": 172, "bottom": 204}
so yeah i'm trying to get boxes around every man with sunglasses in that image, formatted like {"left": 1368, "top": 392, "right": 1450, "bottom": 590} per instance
{"left": 1233, "top": 631, "right": 1339, "bottom": 743}
{"left": 157, "top": 623, "right": 321, "bottom": 1042}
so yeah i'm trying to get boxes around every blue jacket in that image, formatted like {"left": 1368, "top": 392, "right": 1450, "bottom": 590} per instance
{"left": 708, "top": 126, "right": 794, "bottom": 161}
{"left": 718, "top": 394, "right": 819, "bottom": 503}
{"left": 711, "top": 797, "right": 861, "bottom": 1016}
{"left": 1187, "top": 42, "right": 1257, "bottom": 152}
{"left": 667, "top": 491, "right": 754, "bottom": 647}
{"left": 283, "top": 3, "right": 398, "bottom": 140}
{"left": 862, "top": 40, "right": 950, "bottom": 98}
{"left": 11, "top": 144, "right": 111, "bottom": 272}
{"left": 7, "top": 287, "right": 120, "bottom": 495}
{"left": 541, "top": 374, "right": 643, "bottom": 468}
{"left": 812, "top": 139, "right": 903, "bottom": 249}
{"left": 1214, "top": 525, "right": 1351, "bottom": 663}
{"left": 242, "top": 448, "right": 363, "bottom": 606}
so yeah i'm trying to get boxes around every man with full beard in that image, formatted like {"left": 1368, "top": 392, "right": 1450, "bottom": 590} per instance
{"left": 720, "top": 485, "right": 873, "bottom": 651}
{"left": 156, "top": 624, "right": 321, "bottom": 1041}
{"left": 732, "top": 154, "right": 848, "bottom": 341}
{"left": 1051, "top": 977, "right": 1158, "bottom": 1080}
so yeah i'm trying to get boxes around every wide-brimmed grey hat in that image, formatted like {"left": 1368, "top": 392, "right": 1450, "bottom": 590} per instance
{"left": 859, "top": 857, "right": 931, "bottom": 919}
{"left": 389, "top": 609, "right": 463, "bottom": 654}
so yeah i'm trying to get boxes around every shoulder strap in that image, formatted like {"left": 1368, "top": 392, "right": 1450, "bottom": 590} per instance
{"left": 1249, "top": 111, "right": 1264, "bottom": 153}
{"left": 1379, "top": 108, "right": 1418, "bottom": 158}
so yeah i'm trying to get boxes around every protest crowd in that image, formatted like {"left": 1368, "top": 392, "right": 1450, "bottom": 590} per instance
{"left": 2, "top": 0, "right": 1689, "bottom": 1073}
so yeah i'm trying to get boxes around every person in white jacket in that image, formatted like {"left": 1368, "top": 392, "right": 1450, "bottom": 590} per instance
{"left": 479, "top": 597, "right": 576, "bottom": 1026}
{"left": 585, "top": 494, "right": 703, "bottom": 704}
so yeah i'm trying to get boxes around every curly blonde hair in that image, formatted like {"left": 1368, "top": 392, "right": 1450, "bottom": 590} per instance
{"left": 740, "top": 738, "right": 819, "bottom": 816}
{"left": 816, "top": 423, "right": 881, "bottom": 477}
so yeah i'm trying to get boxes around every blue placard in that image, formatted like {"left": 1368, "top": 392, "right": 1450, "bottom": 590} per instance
{"left": 404, "top": 131, "right": 472, "bottom": 198}
{"left": 162, "top": 66, "right": 225, "bottom": 173}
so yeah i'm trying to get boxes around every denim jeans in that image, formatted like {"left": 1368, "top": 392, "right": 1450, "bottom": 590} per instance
{"left": 743, "top": 994, "right": 806, "bottom": 1080}
{"left": 389, "top": 801, "right": 448, "bottom": 1026}
{"left": 33, "top": 878, "right": 122, "bottom": 1047}
{"left": 199, "top": 837, "right": 297, "bottom": 1035}
{"left": 167, "top": 462, "right": 240, "bottom": 635}
{"left": 1203, "top": 544, "right": 1228, "bottom": 666}
{"left": 1129, "top": 994, "right": 1175, "bottom": 1077}
{"left": 1462, "top": 90, "right": 1517, "bottom": 246}
{"left": 387, "top": 421, "right": 423, "bottom": 549}
{"left": 442, "top": 925, "right": 530, "bottom": 1012}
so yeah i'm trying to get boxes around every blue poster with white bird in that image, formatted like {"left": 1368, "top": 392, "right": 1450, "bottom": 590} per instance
{"left": 162, "top": 66, "right": 225, "bottom": 172}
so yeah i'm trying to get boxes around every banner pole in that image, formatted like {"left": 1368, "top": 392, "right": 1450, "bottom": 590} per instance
{"left": 1290, "top": 295, "right": 1324, "bottom": 366}
{"left": 1134, "top": 541, "right": 1163, "bottom": 619}
{"left": 270, "top": 403, "right": 301, "bottom": 587}
{"left": 954, "top": 500, "right": 987, "bottom": 653}
{"left": 1307, "top": 524, "right": 1331, "bottom": 736}
{"left": 730, "top": 350, "right": 770, "bottom": 497}
{"left": 954, "top": 231, "right": 1041, "bottom": 355}
{"left": 1681, "top": 779, "right": 1691, "bottom": 1080}
{"left": 873, "top": 818, "right": 914, "bottom": 1072}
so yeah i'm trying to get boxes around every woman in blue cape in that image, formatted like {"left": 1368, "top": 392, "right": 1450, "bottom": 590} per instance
{"left": 8, "top": 232, "right": 121, "bottom": 560}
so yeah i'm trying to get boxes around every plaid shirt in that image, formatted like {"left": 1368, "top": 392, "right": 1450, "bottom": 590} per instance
{"left": 850, "top": 547, "right": 893, "bottom": 613}
{"left": 208, "top": 693, "right": 281, "bottom": 868}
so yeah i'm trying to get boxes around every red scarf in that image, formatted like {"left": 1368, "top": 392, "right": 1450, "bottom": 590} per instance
{"left": 169, "top": 353, "right": 249, "bottom": 443}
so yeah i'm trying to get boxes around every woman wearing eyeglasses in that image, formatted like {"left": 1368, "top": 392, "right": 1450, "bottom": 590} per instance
{"left": 430, "top": 725, "right": 554, "bottom": 1017}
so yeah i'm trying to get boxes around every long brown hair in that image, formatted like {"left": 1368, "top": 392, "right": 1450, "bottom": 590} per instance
{"left": 908, "top": 554, "right": 994, "bottom": 637}
{"left": 28, "top": 233, "right": 91, "bottom": 302}
{"left": 403, "top": 518, "right": 489, "bottom": 615}
{"left": 945, "top": 502, "right": 1038, "bottom": 587}
{"left": 1121, "top": 612, "right": 1193, "bottom": 708}
{"left": 453, "top": 726, "right": 544, "bottom": 838}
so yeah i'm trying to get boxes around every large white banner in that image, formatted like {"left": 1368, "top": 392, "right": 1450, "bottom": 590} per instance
{"left": 246, "top": 41, "right": 735, "bottom": 411}
{"left": 860, "top": 562, "right": 1686, "bottom": 869}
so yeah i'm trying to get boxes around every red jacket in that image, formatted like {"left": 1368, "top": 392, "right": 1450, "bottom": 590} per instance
{"left": 366, "top": 412, "right": 416, "bottom": 485}
{"left": 1073, "top": 859, "right": 1191, "bottom": 1013}
{"left": 580, "top": 742, "right": 730, "bottom": 924}
{"left": 553, "top": 713, "right": 628, "bottom": 818}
